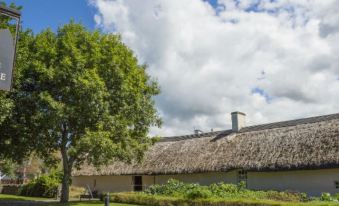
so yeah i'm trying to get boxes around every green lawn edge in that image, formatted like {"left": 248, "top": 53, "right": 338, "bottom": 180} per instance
{"left": 0, "top": 194, "right": 142, "bottom": 206}
{"left": 110, "top": 192, "right": 339, "bottom": 206}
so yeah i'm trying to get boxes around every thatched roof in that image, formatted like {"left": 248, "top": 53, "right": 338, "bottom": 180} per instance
{"left": 73, "top": 113, "right": 339, "bottom": 176}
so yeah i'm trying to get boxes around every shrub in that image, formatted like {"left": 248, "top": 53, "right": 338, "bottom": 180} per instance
{"left": 237, "top": 181, "right": 246, "bottom": 191}
{"left": 186, "top": 187, "right": 212, "bottom": 199}
{"left": 19, "top": 174, "right": 60, "bottom": 198}
{"left": 69, "top": 186, "right": 86, "bottom": 198}
{"left": 333, "top": 193, "right": 339, "bottom": 201}
{"left": 209, "top": 182, "right": 239, "bottom": 196}
{"left": 144, "top": 179, "right": 309, "bottom": 202}
{"left": 111, "top": 193, "right": 268, "bottom": 206}
{"left": 320, "top": 192, "right": 332, "bottom": 201}
{"left": 146, "top": 179, "right": 202, "bottom": 197}
{"left": 263, "top": 190, "right": 305, "bottom": 202}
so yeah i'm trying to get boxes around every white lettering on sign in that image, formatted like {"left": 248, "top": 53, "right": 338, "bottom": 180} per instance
{"left": 0, "top": 73, "right": 6, "bottom": 81}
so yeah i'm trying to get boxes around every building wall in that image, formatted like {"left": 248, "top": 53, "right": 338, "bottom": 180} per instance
{"left": 248, "top": 168, "right": 339, "bottom": 196}
{"left": 72, "top": 172, "right": 237, "bottom": 193}
{"left": 154, "top": 171, "right": 237, "bottom": 185}
{"left": 72, "top": 175, "right": 133, "bottom": 193}
{"left": 72, "top": 168, "right": 339, "bottom": 196}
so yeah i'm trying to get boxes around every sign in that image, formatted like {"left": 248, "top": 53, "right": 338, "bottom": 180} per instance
{"left": 0, "top": 5, "right": 21, "bottom": 91}
{"left": 0, "top": 29, "right": 15, "bottom": 91}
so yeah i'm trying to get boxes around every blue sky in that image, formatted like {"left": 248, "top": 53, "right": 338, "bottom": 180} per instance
{"left": 2, "top": 0, "right": 97, "bottom": 33}
{"left": 2, "top": 0, "right": 221, "bottom": 33}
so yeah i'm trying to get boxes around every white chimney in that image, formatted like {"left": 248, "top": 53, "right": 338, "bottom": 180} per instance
{"left": 231, "top": 111, "right": 246, "bottom": 132}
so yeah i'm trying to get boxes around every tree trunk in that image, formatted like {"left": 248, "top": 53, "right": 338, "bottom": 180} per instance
{"left": 60, "top": 143, "right": 72, "bottom": 203}
{"left": 60, "top": 169, "right": 70, "bottom": 203}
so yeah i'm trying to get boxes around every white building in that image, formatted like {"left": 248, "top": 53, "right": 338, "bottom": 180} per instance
{"left": 72, "top": 112, "right": 339, "bottom": 196}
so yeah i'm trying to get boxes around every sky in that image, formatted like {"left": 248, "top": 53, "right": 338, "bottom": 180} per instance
{"left": 2, "top": 0, "right": 339, "bottom": 137}
{"left": 2, "top": 0, "right": 97, "bottom": 33}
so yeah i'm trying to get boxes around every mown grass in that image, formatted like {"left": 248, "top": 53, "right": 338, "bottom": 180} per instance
{"left": 110, "top": 192, "right": 339, "bottom": 206}
{"left": 0, "top": 193, "right": 51, "bottom": 201}
{"left": 0, "top": 194, "right": 142, "bottom": 206}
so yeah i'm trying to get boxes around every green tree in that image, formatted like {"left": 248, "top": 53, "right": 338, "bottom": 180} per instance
{"left": 0, "top": 159, "right": 17, "bottom": 178}
{"left": 5, "top": 22, "right": 161, "bottom": 202}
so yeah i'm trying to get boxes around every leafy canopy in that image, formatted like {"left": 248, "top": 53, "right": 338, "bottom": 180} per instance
{"left": 16, "top": 22, "right": 161, "bottom": 165}
{"left": 1, "top": 21, "right": 161, "bottom": 202}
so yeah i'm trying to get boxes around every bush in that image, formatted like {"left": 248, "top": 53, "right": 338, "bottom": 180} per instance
{"left": 186, "top": 187, "right": 212, "bottom": 199}
{"left": 110, "top": 192, "right": 271, "bottom": 206}
{"left": 19, "top": 174, "right": 60, "bottom": 198}
{"left": 146, "top": 179, "right": 185, "bottom": 196}
{"left": 320, "top": 192, "right": 332, "bottom": 201}
{"left": 333, "top": 193, "right": 339, "bottom": 201}
{"left": 145, "top": 179, "right": 309, "bottom": 202}
{"left": 69, "top": 186, "right": 86, "bottom": 198}
{"left": 110, "top": 192, "right": 339, "bottom": 206}
{"left": 209, "top": 182, "right": 238, "bottom": 195}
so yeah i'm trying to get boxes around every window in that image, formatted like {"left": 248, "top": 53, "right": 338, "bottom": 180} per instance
{"left": 237, "top": 170, "right": 247, "bottom": 188}
{"left": 335, "top": 181, "right": 339, "bottom": 189}
{"left": 133, "top": 176, "right": 143, "bottom": 191}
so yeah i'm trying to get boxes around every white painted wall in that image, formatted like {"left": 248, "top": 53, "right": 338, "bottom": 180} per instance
{"left": 72, "top": 169, "right": 339, "bottom": 196}
{"left": 72, "top": 175, "right": 133, "bottom": 193}
{"left": 248, "top": 168, "right": 339, "bottom": 196}
{"left": 154, "top": 172, "right": 237, "bottom": 185}
{"left": 72, "top": 172, "right": 237, "bottom": 193}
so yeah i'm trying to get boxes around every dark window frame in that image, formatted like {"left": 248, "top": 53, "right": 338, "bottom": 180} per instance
{"left": 133, "top": 176, "right": 143, "bottom": 191}
{"left": 237, "top": 169, "right": 248, "bottom": 187}
{"left": 335, "top": 181, "right": 339, "bottom": 189}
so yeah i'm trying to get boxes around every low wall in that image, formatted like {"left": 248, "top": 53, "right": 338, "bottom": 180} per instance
{"left": 0, "top": 185, "right": 21, "bottom": 195}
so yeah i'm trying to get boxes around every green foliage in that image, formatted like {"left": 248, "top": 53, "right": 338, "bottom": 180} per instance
{"left": 208, "top": 182, "right": 239, "bottom": 196}
{"left": 186, "top": 187, "right": 212, "bottom": 199}
{"left": 19, "top": 174, "right": 60, "bottom": 198}
{"left": 333, "top": 193, "right": 339, "bottom": 201}
{"left": 145, "top": 179, "right": 307, "bottom": 202}
{"left": 111, "top": 192, "right": 339, "bottom": 206}
{"left": 1, "top": 21, "right": 161, "bottom": 202}
{"left": 14, "top": 22, "right": 161, "bottom": 166}
{"left": 237, "top": 181, "right": 246, "bottom": 191}
{"left": 320, "top": 193, "right": 332, "bottom": 201}
{"left": 146, "top": 179, "right": 188, "bottom": 196}
{"left": 0, "top": 159, "right": 17, "bottom": 177}
{"left": 48, "top": 169, "right": 63, "bottom": 183}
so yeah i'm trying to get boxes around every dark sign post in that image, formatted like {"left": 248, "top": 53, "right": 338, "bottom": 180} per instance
{"left": 0, "top": 5, "right": 21, "bottom": 91}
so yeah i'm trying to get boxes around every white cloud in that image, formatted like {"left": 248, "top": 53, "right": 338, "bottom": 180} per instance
{"left": 90, "top": 0, "right": 339, "bottom": 136}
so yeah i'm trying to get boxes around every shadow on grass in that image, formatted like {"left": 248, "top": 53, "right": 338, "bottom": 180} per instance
{"left": 0, "top": 195, "right": 140, "bottom": 206}
{"left": 45, "top": 201, "right": 103, "bottom": 206}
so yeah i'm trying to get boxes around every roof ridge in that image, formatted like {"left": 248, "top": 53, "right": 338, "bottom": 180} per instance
{"left": 159, "top": 112, "right": 339, "bottom": 142}
{"left": 159, "top": 130, "right": 229, "bottom": 142}
{"left": 240, "top": 112, "right": 339, "bottom": 133}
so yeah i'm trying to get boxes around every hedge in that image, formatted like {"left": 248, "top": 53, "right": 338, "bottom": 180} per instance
{"left": 110, "top": 193, "right": 339, "bottom": 206}
{"left": 18, "top": 173, "right": 61, "bottom": 198}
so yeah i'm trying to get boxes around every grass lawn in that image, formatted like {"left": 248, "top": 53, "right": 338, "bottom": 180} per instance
{"left": 0, "top": 194, "right": 142, "bottom": 206}
{"left": 46, "top": 201, "right": 142, "bottom": 206}
{"left": 110, "top": 193, "right": 339, "bottom": 206}
{"left": 0, "top": 193, "right": 51, "bottom": 201}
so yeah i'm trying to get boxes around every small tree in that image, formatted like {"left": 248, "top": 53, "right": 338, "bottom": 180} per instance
{"left": 6, "top": 22, "right": 161, "bottom": 202}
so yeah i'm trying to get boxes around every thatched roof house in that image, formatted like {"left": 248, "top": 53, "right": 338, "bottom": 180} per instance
{"left": 72, "top": 112, "right": 339, "bottom": 196}
{"left": 74, "top": 112, "right": 339, "bottom": 176}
